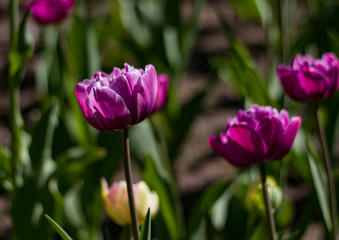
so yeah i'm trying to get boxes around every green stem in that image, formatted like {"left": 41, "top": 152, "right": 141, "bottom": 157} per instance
{"left": 122, "top": 128, "right": 139, "bottom": 240}
{"left": 9, "top": 0, "right": 21, "bottom": 189}
{"left": 10, "top": 0, "right": 18, "bottom": 47}
{"left": 313, "top": 103, "right": 337, "bottom": 239}
{"left": 258, "top": 162, "right": 277, "bottom": 240}
{"left": 9, "top": 84, "right": 22, "bottom": 187}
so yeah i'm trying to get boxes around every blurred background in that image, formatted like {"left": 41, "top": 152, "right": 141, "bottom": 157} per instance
{"left": 1, "top": 0, "right": 339, "bottom": 239}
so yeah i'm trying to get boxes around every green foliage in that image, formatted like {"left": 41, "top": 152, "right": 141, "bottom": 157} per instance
{"left": 139, "top": 209, "right": 151, "bottom": 240}
{"left": 45, "top": 215, "right": 73, "bottom": 240}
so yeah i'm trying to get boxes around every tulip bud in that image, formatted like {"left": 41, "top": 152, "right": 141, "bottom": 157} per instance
{"left": 101, "top": 179, "right": 159, "bottom": 226}
{"left": 246, "top": 176, "right": 283, "bottom": 216}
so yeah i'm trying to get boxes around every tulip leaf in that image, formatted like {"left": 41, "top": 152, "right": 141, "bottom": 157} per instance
{"left": 29, "top": 100, "right": 59, "bottom": 185}
{"left": 0, "top": 146, "right": 13, "bottom": 192}
{"left": 54, "top": 146, "right": 107, "bottom": 193}
{"left": 130, "top": 120, "right": 169, "bottom": 180}
{"left": 139, "top": 208, "right": 151, "bottom": 240}
{"left": 167, "top": 90, "right": 205, "bottom": 161}
{"left": 306, "top": 139, "right": 332, "bottom": 232}
{"left": 187, "top": 180, "right": 231, "bottom": 239}
{"left": 143, "top": 155, "right": 183, "bottom": 240}
{"left": 44, "top": 214, "right": 73, "bottom": 240}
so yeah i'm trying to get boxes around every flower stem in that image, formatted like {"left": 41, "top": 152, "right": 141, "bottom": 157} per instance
{"left": 9, "top": 0, "right": 21, "bottom": 189}
{"left": 258, "top": 162, "right": 277, "bottom": 240}
{"left": 122, "top": 128, "right": 139, "bottom": 240}
{"left": 313, "top": 102, "right": 337, "bottom": 239}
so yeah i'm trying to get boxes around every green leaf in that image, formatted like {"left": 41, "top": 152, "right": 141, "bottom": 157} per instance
{"left": 139, "top": 208, "right": 151, "bottom": 240}
{"left": 211, "top": 41, "right": 275, "bottom": 107}
{"left": 306, "top": 138, "right": 332, "bottom": 232}
{"left": 55, "top": 146, "right": 107, "bottom": 193}
{"left": 29, "top": 100, "right": 59, "bottom": 187}
{"left": 130, "top": 120, "right": 169, "bottom": 180}
{"left": 9, "top": 9, "right": 34, "bottom": 81}
{"left": 0, "top": 146, "right": 13, "bottom": 192}
{"left": 45, "top": 214, "right": 73, "bottom": 240}
{"left": 143, "top": 155, "right": 183, "bottom": 240}
{"left": 167, "top": 91, "right": 205, "bottom": 160}
{"left": 187, "top": 181, "right": 231, "bottom": 239}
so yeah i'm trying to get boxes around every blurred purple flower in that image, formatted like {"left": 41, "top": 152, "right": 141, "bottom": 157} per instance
{"left": 25, "top": 0, "right": 75, "bottom": 24}
{"left": 208, "top": 105, "right": 301, "bottom": 168}
{"left": 75, "top": 63, "right": 158, "bottom": 131}
{"left": 277, "top": 53, "right": 339, "bottom": 101}
{"left": 152, "top": 73, "right": 169, "bottom": 113}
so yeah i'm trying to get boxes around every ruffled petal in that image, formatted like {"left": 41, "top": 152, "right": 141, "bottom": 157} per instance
{"left": 75, "top": 79, "right": 93, "bottom": 118}
{"left": 134, "top": 64, "right": 158, "bottom": 123}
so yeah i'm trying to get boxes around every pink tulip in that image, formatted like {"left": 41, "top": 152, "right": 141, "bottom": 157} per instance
{"left": 26, "top": 0, "right": 75, "bottom": 24}
{"left": 208, "top": 105, "right": 301, "bottom": 168}
{"left": 277, "top": 53, "right": 339, "bottom": 101}
{"left": 75, "top": 64, "right": 158, "bottom": 131}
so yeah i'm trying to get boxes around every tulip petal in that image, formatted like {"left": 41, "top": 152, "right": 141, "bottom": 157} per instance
{"left": 209, "top": 127, "right": 266, "bottom": 168}
{"left": 257, "top": 117, "right": 274, "bottom": 154}
{"left": 75, "top": 80, "right": 93, "bottom": 118}
{"left": 297, "top": 70, "right": 326, "bottom": 99}
{"left": 270, "top": 116, "right": 302, "bottom": 160}
{"left": 227, "top": 125, "right": 266, "bottom": 157}
{"left": 90, "top": 87, "right": 132, "bottom": 131}
{"left": 277, "top": 65, "right": 311, "bottom": 101}
{"left": 152, "top": 74, "right": 169, "bottom": 113}
{"left": 208, "top": 135, "right": 249, "bottom": 168}
{"left": 134, "top": 65, "right": 158, "bottom": 122}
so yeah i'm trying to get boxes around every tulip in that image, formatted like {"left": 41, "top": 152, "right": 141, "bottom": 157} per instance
{"left": 208, "top": 104, "right": 301, "bottom": 168}
{"left": 26, "top": 0, "right": 75, "bottom": 24}
{"left": 152, "top": 73, "right": 169, "bottom": 113}
{"left": 75, "top": 63, "right": 158, "bottom": 131}
{"left": 277, "top": 53, "right": 339, "bottom": 102}
{"left": 101, "top": 179, "right": 159, "bottom": 226}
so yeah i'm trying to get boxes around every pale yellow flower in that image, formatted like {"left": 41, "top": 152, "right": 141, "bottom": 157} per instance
{"left": 101, "top": 178, "right": 159, "bottom": 226}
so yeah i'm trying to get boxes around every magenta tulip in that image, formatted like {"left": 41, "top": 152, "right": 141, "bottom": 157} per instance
{"left": 208, "top": 105, "right": 301, "bottom": 168}
{"left": 26, "top": 0, "right": 75, "bottom": 24}
{"left": 277, "top": 53, "right": 339, "bottom": 101}
{"left": 75, "top": 63, "right": 158, "bottom": 131}
{"left": 152, "top": 73, "right": 169, "bottom": 113}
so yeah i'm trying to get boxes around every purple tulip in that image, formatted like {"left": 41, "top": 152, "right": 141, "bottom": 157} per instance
{"left": 26, "top": 0, "right": 75, "bottom": 24}
{"left": 152, "top": 74, "right": 169, "bottom": 113}
{"left": 208, "top": 105, "right": 301, "bottom": 168}
{"left": 277, "top": 53, "right": 339, "bottom": 101}
{"left": 75, "top": 63, "right": 158, "bottom": 131}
